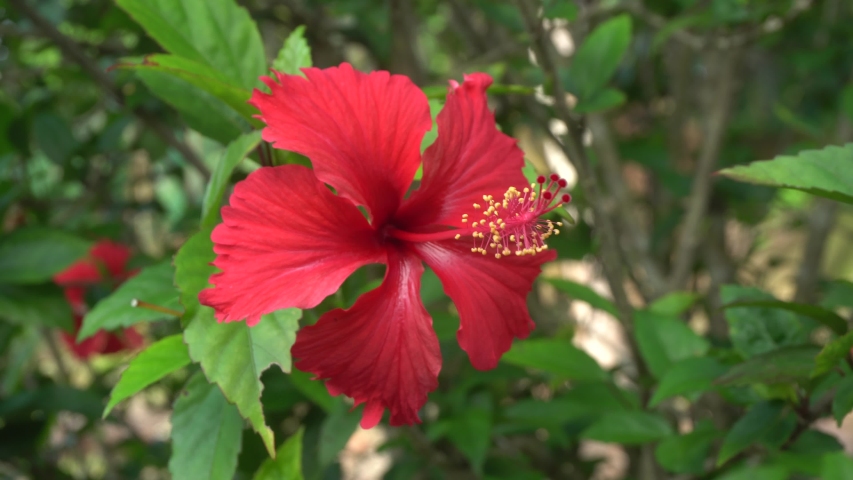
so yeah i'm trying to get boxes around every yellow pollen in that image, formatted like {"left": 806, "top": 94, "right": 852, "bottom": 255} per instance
{"left": 454, "top": 234, "right": 461, "bottom": 240}
{"left": 473, "top": 203, "right": 481, "bottom": 209}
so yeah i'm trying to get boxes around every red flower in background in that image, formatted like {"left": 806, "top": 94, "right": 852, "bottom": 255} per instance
{"left": 200, "top": 63, "right": 570, "bottom": 428}
{"left": 54, "top": 240, "right": 144, "bottom": 359}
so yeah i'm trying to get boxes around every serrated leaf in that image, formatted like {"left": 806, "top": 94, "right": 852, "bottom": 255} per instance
{"left": 648, "top": 292, "right": 701, "bottom": 316}
{"left": 569, "top": 14, "right": 632, "bottom": 100}
{"left": 717, "top": 401, "right": 786, "bottom": 465}
{"left": 717, "top": 144, "right": 853, "bottom": 204}
{"left": 502, "top": 338, "right": 608, "bottom": 381}
{"left": 0, "top": 284, "right": 73, "bottom": 331}
{"left": 169, "top": 372, "right": 243, "bottom": 480}
{"left": 272, "top": 26, "right": 312, "bottom": 76}
{"left": 721, "top": 285, "right": 808, "bottom": 358}
{"left": 116, "top": 0, "right": 266, "bottom": 90}
{"left": 715, "top": 345, "right": 818, "bottom": 387}
{"left": 581, "top": 411, "right": 673, "bottom": 445}
{"left": 184, "top": 307, "right": 301, "bottom": 456}
{"left": 201, "top": 131, "right": 262, "bottom": 228}
{"left": 814, "top": 331, "right": 853, "bottom": 377}
{"left": 722, "top": 299, "right": 846, "bottom": 336}
{"left": 79, "top": 261, "right": 180, "bottom": 341}
{"left": 104, "top": 334, "right": 191, "bottom": 417}
{"left": 649, "top": 357, "right": 726, "bottom": 407}
{"left": 634, "top": 310, "right": 709, "bottom": 378}
{"left": 0, "top": 228, "right": 91, "bottom": 284}
{"left": 545, "top": 278, "right": 619, "bottom": 317}
{"left": 253, "top": 428, "right": 304, "bottom": 480}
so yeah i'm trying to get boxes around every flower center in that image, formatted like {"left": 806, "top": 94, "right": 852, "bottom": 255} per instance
{"left": 386, "top": 174, "right": 571, "bottom": 259}
{"left": 463, "top": 174, "right": 570, "bottom": 258}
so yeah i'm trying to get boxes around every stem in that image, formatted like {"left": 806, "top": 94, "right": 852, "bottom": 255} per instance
{"left": 131, "top": 299, "right": 183, "bottom": 317}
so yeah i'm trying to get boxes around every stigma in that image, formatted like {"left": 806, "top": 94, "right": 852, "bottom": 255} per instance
{"left": 463, "top": 174, "right": 571, "bottom": 258}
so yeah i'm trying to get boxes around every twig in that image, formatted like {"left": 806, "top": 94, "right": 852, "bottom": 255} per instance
{"left": 587, "top": 113, "right": 668, "bottom": 299}
{"left": 668, "top": 48, "right": 739, "bottom": 290}
{"left": 793, "top": 199, "right": 838, "bottom": 303}
{"left": 8, "top": 0, "right": 211, "bottom": 180}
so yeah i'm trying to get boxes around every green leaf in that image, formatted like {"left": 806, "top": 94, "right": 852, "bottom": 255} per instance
{"left": 445, "top": 402, "right": 492, "bottom": 474}
{"left": 0, "top": 228, "right": 91, "bottom": 284}
{"left": 33, "top": 113, "right": 77, "bottom": 164}
{"left": 821, "top": 280, "right": 853, "bottom": 309}
{"left": 136, "top": 69, "right": 252, "bottom": 144}
{"left": 569, "top": 14, "right": 632, "bottom": 100}
{"left": 272, "top": 26, "right": 312, "bottom": 76}
{"left": 721, "top": 285, "right": 808, "bottom": 358}
{"left": 832, "top": 375, "right": 853, "bottom": 425}
{"left": 184, "top": 307, "right": 301, "bottom": 456}
{"left": 201, "top": 131, "right": 262, "bottom": 228}
{"left": 715, "top": 465, "right": 790, "bottom": 480}
{"left": 649, "top": 357, "right": 727, "bottom": 407}
{"left": 502, "top": 338, "right": 608, "bottom": 381}
{"left": 0, "top": 284, "right": 73, "bottom": 331}
{"left": 78, "top": 261, "right": 180, "bottom": 341}
{"left": 116, "top": 0, "right": 266, "bottom": 90}
{"left": 717, "top": 144, "right": 853, "bottom": 204}
{"left": 715, "top": 345, "right": 819, "bottom": 387}
{"left": 169, "top": 372, "right": 244, "bottom": 480}
{"left": 655, "top": 422, "right": 719, "bottom": 474}
{"left": 717, "top": 401, "right": 787, "bottom": 465}
{"left": 318, "top": 404, "right": 360, "bottom": 469}
{"left": 822, "top": 451, "right": 853, "bottom": 480}
{"left": 118, "top": 55, "right": 259, "bottom": 122}
{"left": 253, "top": 428, "right": 304, "bottom": 480}
{"left": 544, "top": 278, "right": 619, "bottom": 317}
{"left": 841, "top": 85, "right": 853, "bottom": 124}
{"left": 581, "top": 411, "right": 673, "bottom": 445}
{"left": 722, "top": 299, "right": 846, "bottom": 336}
{"left": 503, "top": 382, "right": 630, "bottom": 426}
{"left": 634, "top": 310, "right": 709, "bottom": 378}
{"left": 573, "top": 88, "right": 626, "bottom": 114}
{"left": 543, "top": 0, "right": 578, "bottom": 20}
{"left": 174, "top": 228, "right": 215, "bottom": 324}
{"left": 814, "top": 331, "right": 853, "bottom": 377}
{"left": 648, "top": 292, "right": 701, "bottom": 316}
{"left": 104, "top": 334, "right": 191, "bottom": 417}
{"left": 288, "top": 368, "right": 335, "bottom": 413}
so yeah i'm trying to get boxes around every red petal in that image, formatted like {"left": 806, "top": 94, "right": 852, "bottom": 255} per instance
{"left": 412, "top": 241, "right": 555, "bottom": 370}
{"left": 250, "top": 63, "right": 432, "bottom": 225}
{"left": 292, "top": 247, "right": 441, "bottom": 428}
{"left": 396, "top": 73, "right": 528, "bottom": 229}
{"left": 199, "top": 165, "right": 385, "bottom": 325}
{"left": 54, "top": 240, "right": 131, "bottom": 286}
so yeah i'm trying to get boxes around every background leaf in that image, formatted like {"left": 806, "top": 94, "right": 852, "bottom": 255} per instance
{"left": 581, "top": 411, "right": 673, "bottom": 445}
{"left": 169, "top": 372, "right": 244, "bottom": 480}
{"left": 0, "top": 228, "right": 91, "bottom": 284}
{"left": 501, "top": 338, "right": 608, "bottom": 381}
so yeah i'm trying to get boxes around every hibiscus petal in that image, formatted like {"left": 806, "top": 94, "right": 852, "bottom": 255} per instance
{"left": 54, "top": 240, "right": 131, "bottom": 286}
{"left": 397, "top": 73, "right": 529, "bottom": 229}
{"left": 199, "top": 165, "right": 385, "bottom": 325}
{"left": 251, "top": 63, "right": 432, "bottom": 225}
{"left": 412, "top": 241, "right": 556, "bottom": 370}
{"left": 291, "top": 247, "right": 441, "bottom": 428}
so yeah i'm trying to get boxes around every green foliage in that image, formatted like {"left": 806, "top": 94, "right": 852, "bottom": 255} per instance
{"left": 201, "top": 131, "right": 262, "bottom": 228}
{"left": 105, "top": 334, "right": 191, "bottom": 416}
{"left": 169, "top": 372, "right": 244, "bottom": 480}
{"left": 0, "top": 228, "right": 91, "bottom": 284}
{"left": 254, "top": 428, "right": 305, "bottom": 480}
{"left": 717, "top": 401, "right": 788, "bottom": 465}
{"left": 79, "top": 261, "right": 180, "bottom": 340}
{"left": 544, "top": 278, "right": 619, "bottom": 316}
{"left": 655, "top": 421, "right": 720, "bottom": 474}
{"left": 567, "top": 14, "right": 631, "bottom": 111}
{"left": 273, "top": 26, "right": 313, "bottom": 76}
{"left": 721, "top": 285, "right": 809, "bottom": 358}
{"left": 0, "top": 284, "right": 73, "bottom": 330}
{"left": 634, "top": 310, "right": 709, "bottom": 378}
{"left": 649, "top": 356, "right": 726, "bottom": 406}
{"left": 718, "top": 144, "right": 853, "bottom": 204}
{"left": 581, "top": 411, "right": 673, "bottom": 445}
{"left": 501, "top": 338, "right": 608, "bottom": 381}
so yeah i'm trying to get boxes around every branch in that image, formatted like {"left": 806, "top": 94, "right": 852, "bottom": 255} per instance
{"left": 9, "top": 0, "right": 211, "bottom": 180}
{"left": 587, "top": 114, "right": 668, "bottom": 299}
{"left": 668, "top": 49, "right": 739, "bottom": 289}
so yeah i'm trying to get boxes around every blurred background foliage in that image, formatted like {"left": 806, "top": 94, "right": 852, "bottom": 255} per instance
{"left": 2, "top": 0, "right": 853, "bottom": 479}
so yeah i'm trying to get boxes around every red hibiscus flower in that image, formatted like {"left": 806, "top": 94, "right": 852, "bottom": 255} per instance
{"left": 200, "top": 63, "right": 570, "bottom": 428}
{"left": 54, "top": 240, "right": 144, "bottom": 359}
